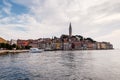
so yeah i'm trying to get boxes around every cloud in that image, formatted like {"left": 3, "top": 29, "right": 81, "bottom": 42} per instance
{"left": 0, "top": 13, "right": 65, "bottom": 39}
{"left": 93, "top": 14, "right": 120, "bottom": 24}
{"left": 2, "top": 0, "right": 12, "bottom": 15}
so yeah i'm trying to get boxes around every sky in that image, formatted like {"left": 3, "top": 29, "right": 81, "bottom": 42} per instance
{"left": 0, "top": 0, "right": 120, "bottom": 49}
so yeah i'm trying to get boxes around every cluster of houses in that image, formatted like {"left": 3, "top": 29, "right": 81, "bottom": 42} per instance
{"left": 8, "top": 34, "right": 113, "bottom": 50}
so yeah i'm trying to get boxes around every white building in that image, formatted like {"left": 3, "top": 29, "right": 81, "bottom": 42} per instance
{"left": 10, "top": 39, "right": 17, "bottom": 45}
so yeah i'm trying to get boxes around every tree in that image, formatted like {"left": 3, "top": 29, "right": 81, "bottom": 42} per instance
{"left": 0, "top": 43, "right": 12, "bottom": 50}
{"left": 16, "top": 46, "right": 20, "bottom": 50}
{"left": 75, "top": 35, "right": 84, "bottom": 41}
{"left": 12, "top": 44, "right": 17, "bottom": 48}
{"left": 25, "top": 46, "right": 31, "bottom": 49}
{"left": 86, "top": 38, "right": 96, "bottom": 43}
{"left": 1, "top": 43, "right": 6, "bottom": 48}
{"left": 6, "top": 43, "right": 11, "bottom": 50}
{"left": 60, "top": 34, "right": 69, "bottom": 39}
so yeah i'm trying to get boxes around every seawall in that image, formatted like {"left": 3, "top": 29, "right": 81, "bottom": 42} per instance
{"left": 0, "top": 50, "right": 29, "bottom": 55}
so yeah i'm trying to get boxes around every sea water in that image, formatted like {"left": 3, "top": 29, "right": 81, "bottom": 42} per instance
{"left": 0, "top": 50, "right": 120, "bottom": 80}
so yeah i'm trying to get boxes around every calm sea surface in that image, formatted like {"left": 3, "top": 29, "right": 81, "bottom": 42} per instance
{"left": 0, "top": 50, "right": 120, "bottom": 80}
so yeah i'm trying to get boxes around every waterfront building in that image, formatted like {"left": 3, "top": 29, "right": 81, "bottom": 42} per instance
{"left": 106, "top": 42, "right": 113, "bottom": 49}
{"left": 101, "top": 42, "right": 113, "bottom": 49}
{"left": 87, "top": 43, "right": 93, "bottom": 50}
{"left": 73, "top": 42, "right": 82, "bottom": 50}
{"left": 28, "top": 39, "right": 39, "bottom": 48}
{"left": 100, "top": 42, "right": 107, "bottom": 49}
{"left": 10, "top": 39, "right": 17, "bottom": 45}
{"left": 0, "top": 37, "right": 7, "bottom": 43}
{"left": 93, "top": 43, "right": 97, "bottom": 49}
{"left": 17, "top": 39, "right": 29, "bottom": 48}
{"left": 38, "top": 38, "right": 52, "bottom": 49}
{"left": 38, "top": 38, "right": 45, "bottom": 49}
{"left": 96, "top": 42, "right": 101, "bottom": 49}
{"left": 63, "top": 42, "right": 69, "bottom": 50}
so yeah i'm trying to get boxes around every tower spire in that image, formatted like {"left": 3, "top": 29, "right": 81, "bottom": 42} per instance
{"left": 69, "top": 22, "right": 72, "bottom": 37}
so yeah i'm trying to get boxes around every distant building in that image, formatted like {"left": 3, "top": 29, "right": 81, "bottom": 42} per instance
{"left": 96, "top": 42, "right": 101, "bottom": 49}
{"left": 17, "top": 39, "right": 29, "bottom": 48}
{"left": 69, "top": 22, "right": 72, "bottom": 38}
{"left": 10, "top": 39, "right": 17, "bottom": 45}
{"left": 38, "top": 38, "right": 52, "bottom": 49}
{"left": 28, "top": 39, "right": 39, "bottom": 48}
{"left": 101, "top": 42, "right": 113, "bottom": 49}
{"left": 0, "top": 37, "right": 7, "bottom": 43}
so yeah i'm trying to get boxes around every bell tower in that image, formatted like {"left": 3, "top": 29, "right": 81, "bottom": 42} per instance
{"left": 69, "top": 22, "right": 72, "bottom": 37}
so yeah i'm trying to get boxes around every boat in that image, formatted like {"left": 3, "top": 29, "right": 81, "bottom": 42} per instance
{"left": 29, "top": 48, "right": 44, "bottom": 53}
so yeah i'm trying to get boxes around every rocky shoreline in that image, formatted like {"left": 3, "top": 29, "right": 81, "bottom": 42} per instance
{"left": 0, "top": 50, "right": 29, "bottom": 55}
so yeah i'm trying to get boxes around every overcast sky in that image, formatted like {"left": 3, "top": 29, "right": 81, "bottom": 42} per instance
{"left": 0, "top": 0, "right": 120, "bottom": 48}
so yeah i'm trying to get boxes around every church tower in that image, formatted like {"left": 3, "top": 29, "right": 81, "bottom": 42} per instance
{"left": 69, "top": 22, "right": 72, "bottom": 37}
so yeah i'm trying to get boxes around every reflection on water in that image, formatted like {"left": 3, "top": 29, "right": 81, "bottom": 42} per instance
{"left": 60, "top": 52, "right": 75, "bottom": 68}
{"left": 0, "top": 50, "right": 120, "bottom": 80}
{"left": 60, "top": 52, "right": 77, "bottom": 80}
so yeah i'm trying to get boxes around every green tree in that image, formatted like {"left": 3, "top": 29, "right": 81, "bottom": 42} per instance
{"left": 12, "top": 44, "right": 17, "bottom": 48}
{"left": 25, "top": 46, "right": 31, "bottom": 49}
{"left": 86, "top": 38, "right": 96, "bottom": 43}
{"left": 1, "top": 43, "right": 6, "bottom": 48}
{"left": 76, "top": 35, "right": 84, "bottom": 41}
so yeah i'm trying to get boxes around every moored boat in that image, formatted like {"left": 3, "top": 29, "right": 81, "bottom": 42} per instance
{"left": 29, "top": 48, "right": 44, "bottom": 53}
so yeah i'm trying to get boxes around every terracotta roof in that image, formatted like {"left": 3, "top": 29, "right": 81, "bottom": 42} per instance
{"left": 0, "top": 37, "right": 7, "bottom": 43}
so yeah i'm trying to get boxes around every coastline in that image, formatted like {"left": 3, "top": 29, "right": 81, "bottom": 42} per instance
{"left": 0, "top": 49, "right": 114, "bottom": 55}
{"left": 0, "top": 50, "right": 29, "bottom": 55}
